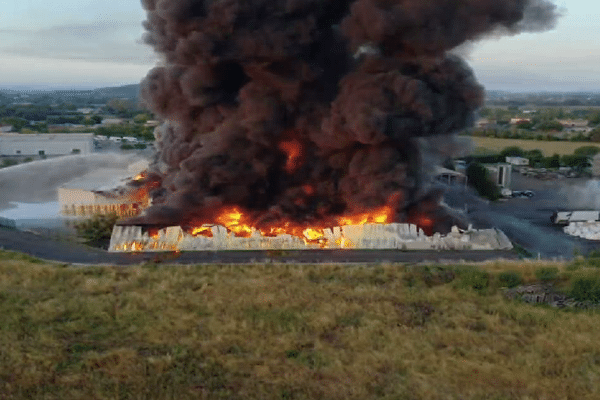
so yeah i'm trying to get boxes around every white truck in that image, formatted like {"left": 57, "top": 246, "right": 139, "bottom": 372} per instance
{"left": 551, "top": 211, "right": 600, "bottom": 225}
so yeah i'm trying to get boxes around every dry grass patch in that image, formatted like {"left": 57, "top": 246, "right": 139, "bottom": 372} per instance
{"left": 467, "top": 136, "right": 600, "bottom": 156}
{"left": 1, "top": 251, "right": 600, "bottom": 399}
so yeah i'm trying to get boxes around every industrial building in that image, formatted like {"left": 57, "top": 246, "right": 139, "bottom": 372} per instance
{"left": 0, "top": 133, "right": 94, "bottom": 156}
{"left": 434, "top": 166, "right": 468, "bottom": 187}
{"left": 58, "top": 160, "right": 151, "bottom": 218}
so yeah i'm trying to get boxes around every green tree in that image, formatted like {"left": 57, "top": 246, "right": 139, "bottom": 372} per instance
{"left": 466, "top": 162, "right": 501, "bottom": 201}
{"left": 524, "top": 149, "right": 544, "bottom": 166}
{"left": 543, "top": 154, "right": 560, "bottom": 169}
{"left": 133, "top": 113, "right": 151, "bottom": 124}
{"left": 561, "top": 154, "right": 590, "bottom": 170}
{"left": 500, "top": 146, "right": 525, "bottom": 158}
{"left": 574, "top": 146, "right": 600, "bottom": 157}
{"left": 537, "top": 120, "right": 563, "bottom": 131}
{"left": 0, "top": 117, "right": 28, "bottom": 132}
{"left": 74, "top": 213, "right": 120, "bottom": 243}
{"left": 589, "top": 112, "right": 600, "bottom": 126}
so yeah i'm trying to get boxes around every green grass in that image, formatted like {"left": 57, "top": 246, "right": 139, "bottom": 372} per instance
{"left": 2, "top": 250, "right": 600, "bottom": 399}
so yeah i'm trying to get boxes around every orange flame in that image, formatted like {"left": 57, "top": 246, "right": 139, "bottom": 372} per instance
{"left": 279, "top": 139, "right": 303, "bottom": 173}
{"left": 191, "top": 226, "right": 213, "bottom": 237}
{"left": 187, "top": 200, "right": 402, "bottom": 248}
{"left": 215, "top": 207, "right": 253, "bottom": 237}
{"left": 336, "top": 204, "right": 394, "bottom": 226}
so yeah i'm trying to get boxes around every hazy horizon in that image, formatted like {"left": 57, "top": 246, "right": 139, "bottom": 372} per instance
{"left": 4, "top": 83, "right": 600, "bottom": 95}
{"left": 1, "top": 0, "right": 598, "bottom": 92}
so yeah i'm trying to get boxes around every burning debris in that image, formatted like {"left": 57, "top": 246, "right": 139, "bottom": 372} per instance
{"left": 109, "top": 223, "right": 512, "bottom": 252}
{"left": 58, "top": 164, "right": 160, "bottom": 219}
{"left": 123, "top": 0, "right": 559, "bottom": 245}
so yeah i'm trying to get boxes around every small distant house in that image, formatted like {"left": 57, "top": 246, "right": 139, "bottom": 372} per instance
{"left": 144, "top": 120, "right": 160, "bottom": 128}
{"left": 475, "top": 118, "right": 496, "bottom": 129}
{"left": 102, "top": 118, "right": 127, "bottom": 126}
{"left": 0, "top": 125, "right": 13, "bottom": 133}
{"left": 505, "top": 156, "right": 529, "bottom": 166}
{"left": 509, "top": 118, "right": 532, "bottom": 125}
{"left": 557, "top": 119, "right": 591, "bottom": 133}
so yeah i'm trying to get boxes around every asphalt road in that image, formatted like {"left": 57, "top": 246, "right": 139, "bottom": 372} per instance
{"left": 445, "top": 173, "right": 600, "bottom": 259}
{"left": 0, "top": 227, "right": 517, "bottom": 265}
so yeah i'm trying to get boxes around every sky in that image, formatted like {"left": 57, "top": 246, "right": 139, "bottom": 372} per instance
{"left": 0, "top": 0, "right": 597, "bottom": 92}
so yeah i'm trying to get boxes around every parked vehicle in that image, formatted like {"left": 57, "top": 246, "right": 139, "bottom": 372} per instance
{"left": 551, "top": 211, "right": 600, "bottom": 225}
{"left": 511, "top": 190, "right": 534, "bottom": 198}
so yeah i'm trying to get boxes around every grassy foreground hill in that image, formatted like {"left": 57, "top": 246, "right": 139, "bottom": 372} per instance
{"left": 1, "top": 250, "right": 600, "bottom": 399}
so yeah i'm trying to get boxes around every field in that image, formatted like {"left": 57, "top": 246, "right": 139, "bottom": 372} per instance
{"left": 466, "top": 136, "right": 600, "bottom": 156}
{"left": 2, "top": 250, "right": 600, "bottom": 399}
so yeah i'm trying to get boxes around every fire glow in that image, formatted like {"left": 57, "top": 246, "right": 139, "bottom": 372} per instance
{"left": 187, "top": 203, "right": 395, "bottom": 248}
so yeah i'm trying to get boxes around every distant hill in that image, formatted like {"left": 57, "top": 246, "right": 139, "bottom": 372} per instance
{"left": 0, "top": 84, "right": 141, "bottom": 106}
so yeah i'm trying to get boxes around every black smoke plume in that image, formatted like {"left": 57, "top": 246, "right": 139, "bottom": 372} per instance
{"left": 130, "top": 0, "right": 559, "bottom": 233}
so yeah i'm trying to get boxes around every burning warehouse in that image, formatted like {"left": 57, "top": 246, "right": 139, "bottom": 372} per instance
{"left": 59, "top": 160, "right": 155, "bottom": 219}
{"left": 111, "top": 0, "right": 559, "bottom": 252}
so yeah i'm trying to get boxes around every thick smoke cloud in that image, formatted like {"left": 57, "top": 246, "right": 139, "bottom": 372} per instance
{"left": 132, "top": 0, "right": 559, "bottom": 232}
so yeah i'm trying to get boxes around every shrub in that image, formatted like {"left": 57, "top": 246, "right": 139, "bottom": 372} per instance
{"left": 570, "top": 276, "right": 600, "bottom": 302}
{"left": 498, "top": 271, "right": 523, "bottom": 288}
{"left": 74, "top": 213, "right": 120, "bottom": 243}
{"left": 456, "top": 267, "right": 490, "bottom": 293}
{"left": 500, "top": 146, "right": 526, "bottom": 158}
{"left": 1, "top": 159, "right": 18, "bottom": 168}
{"left": 534, "top": 267, "right": 559, "bottom": 282}
{"left": 120, "top": 143, "right": 134, "bottom": 150}
{"left": 574, "top": 146, "right": 600, "bottom": 157}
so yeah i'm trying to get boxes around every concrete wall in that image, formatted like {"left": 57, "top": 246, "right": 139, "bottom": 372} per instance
{"left": 109, "top": 224, "right": 513, "bottom": 252}
{"left": 0, "top": 133, "right": 93, "bottom": 156}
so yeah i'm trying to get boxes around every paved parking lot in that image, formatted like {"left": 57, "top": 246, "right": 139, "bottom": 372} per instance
{"left": 445, "top": 173, "right": 600, "bottom": 259}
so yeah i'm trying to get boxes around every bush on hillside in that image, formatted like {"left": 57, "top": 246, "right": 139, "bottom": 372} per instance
{"left": 570, "top": 276, "right": 600, "bottom": 302}
{"left": 498, "top": 271, "right": 523, "bottom": 288}
{"left": 534, "top": 267, "right": 559, "bottom": 282}
{"left": 74, "top": 213, "right": 120, "bottom": 244}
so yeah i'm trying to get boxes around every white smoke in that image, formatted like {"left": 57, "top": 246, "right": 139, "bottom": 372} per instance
{"left": 561, "top": 180, "right": 600, "bottom": 210}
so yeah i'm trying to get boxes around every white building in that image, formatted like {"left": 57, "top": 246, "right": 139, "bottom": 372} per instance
{"left": 435, "top": 166, "right": 468, "bottom": 187}
{"left": 484, "top": 163, "right": 512, "bottom": 188}
{"left": 505, "top": 156, "right": 529, "bottom": 166}
{"left": 0, "top": 133, "right": 94, "bottom": 156}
